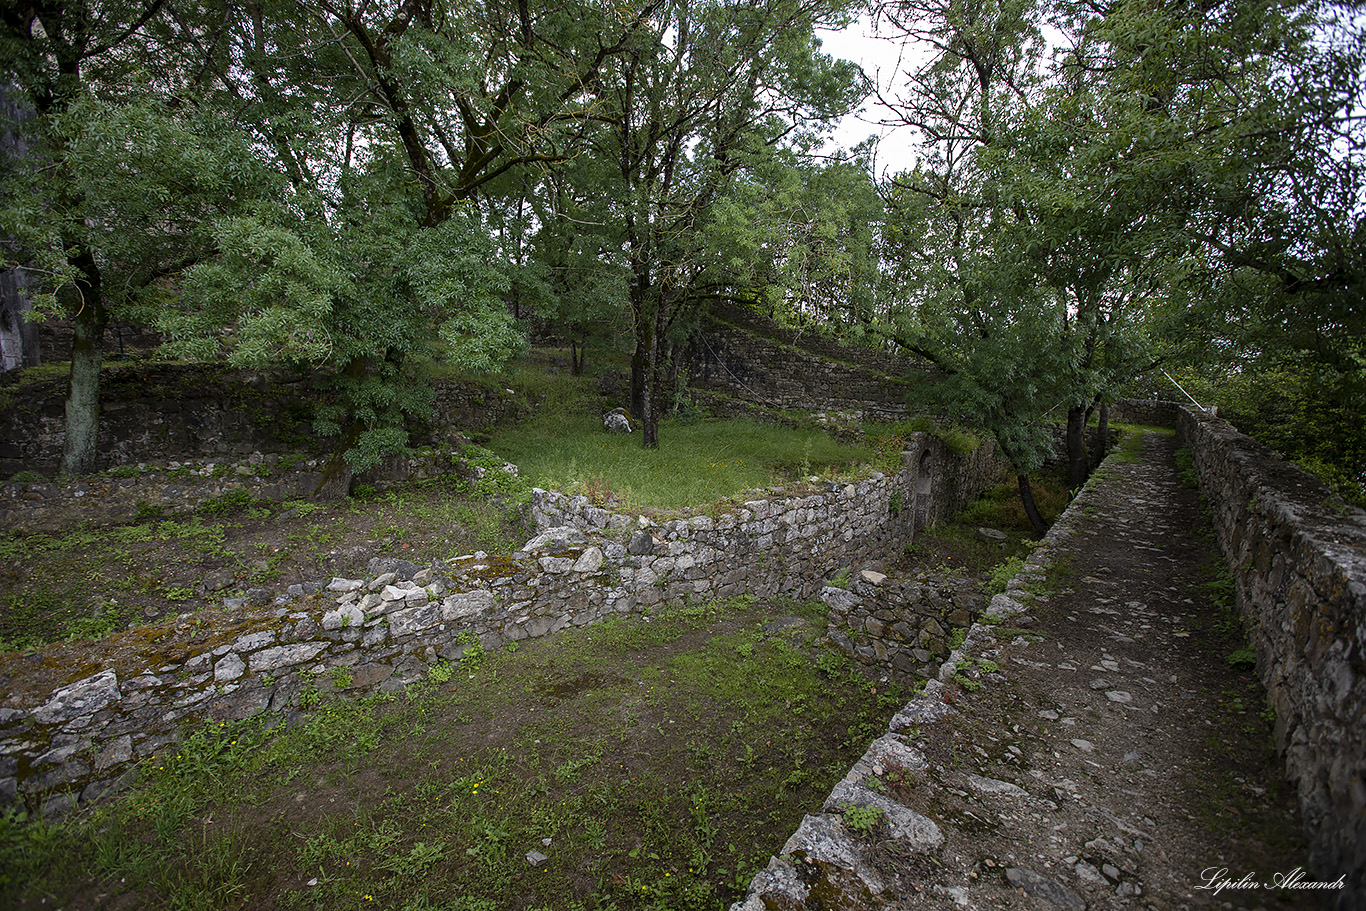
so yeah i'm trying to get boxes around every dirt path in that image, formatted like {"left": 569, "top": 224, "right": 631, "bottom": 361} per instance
{"left": 805, "top": 431, "right": 1313, "bottom": 910}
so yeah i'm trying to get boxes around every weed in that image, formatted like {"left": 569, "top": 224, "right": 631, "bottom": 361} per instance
{"left": 1174, "top": 447, "right": 1200, "bottom": 489}
{"left": 1227, "top": 646, "right": 1258, "bottom": 670}
{"left": 554, "top": 751, "right": 601, "bottom": 784}
{"left": 952, "top": 671, "right": 983, "bottom": 692}
{"left": 197, "top": 488, "right": 253, "bottom": 516}
{"left": 330, "top": 668, "right": 354, "bottom": 689}
{"left": 428, "top": 661, "right": 454, "bottom": 684}
{"left": 986, "top": 555, "right": 1025, "bottom": 596}
{"left": 457, "top": 631, "right": 485, "bottom": 671}
{"left": 841, "top": 804, "right": 883, "bottom": 837}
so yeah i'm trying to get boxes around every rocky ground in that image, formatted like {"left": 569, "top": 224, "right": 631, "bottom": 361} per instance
{"left": 738, "top": 431, "right": 1321, "bottom": 911}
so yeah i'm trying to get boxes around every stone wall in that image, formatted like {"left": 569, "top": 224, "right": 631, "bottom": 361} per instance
{"left": 0, "top": 363, "right": 524, "bottom": 479}
{"left": 0, "top": 432, "right": 1005, "bottom": 815}
{"left": 823, "top": 569, "right": 984, "bottom": 683}
{"left": 1109, "top": 398, "right": 1192, "bottom": 427}
{"left": 685, "top": 307, "right": 932, "bottom": 420}
{"left": 730, "top": 444, "right": 1088, "bottom": 911}
{"left": 0, "top": 450, "right": 467, "bottom": 535}
{"left": 1176, "top": 406, "right": 1366, "bottom": 908}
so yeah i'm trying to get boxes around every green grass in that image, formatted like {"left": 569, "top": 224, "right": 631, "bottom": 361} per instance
{"left": 488, "top": 414, "right": 878, "bottom": 509}
{"left": 2, "top": 597, "right": 903, "bottom": 911}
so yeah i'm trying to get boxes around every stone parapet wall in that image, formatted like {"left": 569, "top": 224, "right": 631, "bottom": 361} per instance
{"left": 1109, "top": 398, "right": 1190, "bottom": 427}
{"left": 729, "top": 439, "right": 1093, "bottom": 911}
{"left": 1176, "top": 406, "right": 1366, "bottom": 907}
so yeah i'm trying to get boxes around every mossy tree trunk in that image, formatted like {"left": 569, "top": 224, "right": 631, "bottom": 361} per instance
{"left": 60, "top": 250, "right": 107, "bottom": 477}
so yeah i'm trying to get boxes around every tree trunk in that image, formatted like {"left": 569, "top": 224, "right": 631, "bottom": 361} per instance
{"left": 631, "top": 340, "right": 648, "bottom": 419}
{"left": 1018, "top": 473, "right": 1048, "bottom": 537}
{"left": 571, "top": 332, "right": 586, "bottom": 375}
{"left": 1, "top": 268, "right": 40, "bottom": 371}
{"left": 1094, "top": 401, "right": 1110, "bottom": 468}
{"left": 60, "top": 256, "right": 107, "bottom": 477}
{"left": 641, "top": 341, "right": 660, "bottom": 449}
{"left": 313, "top": 356, "right": 370, "bottom": 499}
{"left": 1066, "top": 405, "right": 1088, "bottom": 490}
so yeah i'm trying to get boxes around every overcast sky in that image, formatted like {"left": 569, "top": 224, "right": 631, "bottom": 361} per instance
{"left": 816, "top": 16, "right": 921, "bottom": 178}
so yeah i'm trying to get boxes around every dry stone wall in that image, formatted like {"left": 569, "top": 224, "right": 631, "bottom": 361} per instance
{"left": 823, "top": 570, "right": 984, "bottom": 683}
{"left": 1176, "top": 406, "right": 1366, "bottom": 906}
{"left": 685, "top": 308, "right": 932, "bottom": 421}
{"left": 730, "top": 456, "right": 1083, "bottom": 911}
{"left": 0, "top": 450, "right": 465, "bottom": 535}
{"left": 0, "top": 363, "right": 524, "bottom": 479}
{"left": 0, "top": 433, "right": 1007, "bottom": 816}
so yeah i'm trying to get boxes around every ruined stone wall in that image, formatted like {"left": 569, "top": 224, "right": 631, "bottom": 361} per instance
{"left": 1177, "top": 406, "right": 1366, "bottom": 908}
{"left": 685, "top": 308, "right": 932, "bottom": 420}
{"left": 0, "top": 364, "right": 523, "bottom": 479}
{"left": 0, "top": 450, "right": 462, "bottom": 535}
{"left": 0, "top": 430, "right": 1007, "bottom": 815}
{"left": 823, "top": 570, "right": 984, "bottom": 683}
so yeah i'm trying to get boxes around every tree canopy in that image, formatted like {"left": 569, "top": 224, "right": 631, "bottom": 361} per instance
{"left": 1, "top": 0, "right": 1358, "bottom": 506}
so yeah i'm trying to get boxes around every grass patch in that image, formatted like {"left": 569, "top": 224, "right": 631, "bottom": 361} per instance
{"left": 0, "top": 477, "right": 529, "bottom": 651}
{"left": 489, "top": 415, "right": 878, "bottom": 509}
{"left": 2, "top": 598, "right": 904, "bottom": 911}
{"left": 1174, "top": 446, "right": 1200, "bottom": 489}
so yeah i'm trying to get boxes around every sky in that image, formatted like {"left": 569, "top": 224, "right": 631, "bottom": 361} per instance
{"left": 816, "top": 16, "right": 922, "bottom": 178}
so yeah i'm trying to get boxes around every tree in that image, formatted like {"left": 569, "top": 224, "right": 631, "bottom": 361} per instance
{"left": 577, "top": 0, "right": 866, "bottom": 448}
{"left": 0, "top": 1, "right": 272, "bottom": 475}
{"left": 150, "top": 0, "right": 677, "bottom": 490}
{"left": 872, "top": 0, "right": 1360, "bottom": 525}
{"left": 713, "top": 149, "right": 886, "bottom": 335}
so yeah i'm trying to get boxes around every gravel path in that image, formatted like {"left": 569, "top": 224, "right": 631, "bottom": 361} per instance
{"left": 739, "top": 430, "right": 1314, "bottom": 911}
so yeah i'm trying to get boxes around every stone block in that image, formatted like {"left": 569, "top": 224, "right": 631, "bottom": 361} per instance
{"left": 33, "top": 670, "right": 120, "bottom": 727}
{"left": 250, "top": 642, "right": 329, "bottom": 674}
{"left": 388, "top": 603, "right": 441, "bottom": 638}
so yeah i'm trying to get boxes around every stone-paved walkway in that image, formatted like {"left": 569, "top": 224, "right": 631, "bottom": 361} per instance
{"left": 737, "top": 431, "right": 1311, "bottom": 911}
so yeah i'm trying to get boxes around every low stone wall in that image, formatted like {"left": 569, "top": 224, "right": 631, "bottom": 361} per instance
{"left": 0, "top": 363, "right": 524, "bottom": 478}
{"left": 0, "top": 450, "right": 464, "bottom": 535}
{"left": 530, "top": 473, "right": 911, "bottom": 605}
{"left": 1176, "top": 406, "right": 1366, "bottom": 908}
{"left": 730, "top": 446, "right": 1087, "bottom": 911}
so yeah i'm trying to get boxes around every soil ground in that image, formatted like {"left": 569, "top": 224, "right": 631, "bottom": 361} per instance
{"left": 847, "top": 430, "right": 1314, "bottom": 910}
{"left": 0, "top": 477, "right": 530, "bottom": 649}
